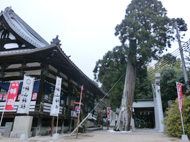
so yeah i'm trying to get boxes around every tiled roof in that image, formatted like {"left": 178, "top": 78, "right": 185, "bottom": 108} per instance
{"left": 0, "top": 7, "right": 105, "bottom": 97}
{"left": 0, "top": 49, "right": 33, "bottom": 55}
{"left": 0, "top": 45, "right": 54, "bottom": 56}
{"left": 2, "top": 7, "right": 49, "bottom": 48}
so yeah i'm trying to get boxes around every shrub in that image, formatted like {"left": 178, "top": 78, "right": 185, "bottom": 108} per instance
{"left": 164, "top": 96, "right": 190, "bottom": 138}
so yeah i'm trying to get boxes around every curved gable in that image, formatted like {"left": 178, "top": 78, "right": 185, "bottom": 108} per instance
{"left": 0, "top": 7, "right": 49, "bottom": 50}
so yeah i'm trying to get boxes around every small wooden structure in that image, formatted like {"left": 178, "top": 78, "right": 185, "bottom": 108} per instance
{"left": 0, "top": 7, "right": 105, "bottom": 136}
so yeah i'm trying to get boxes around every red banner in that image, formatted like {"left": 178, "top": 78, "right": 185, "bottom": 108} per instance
{"left": 32, "top": 93, "right": 37, "bottom": 100}
{"left": 0, "top": 94, "right": 3, "bottom": 101}
{"left": 3, "top": 94, "right": 8, "bottom": 101}
{"left": 107, "top": 107, "right": 111, "bottom": 120}
{"left": 5, "top": 82, "right": 20, "bottom": 110}
{"left": 176, "top": 82, "right": 183, "bottom": 112}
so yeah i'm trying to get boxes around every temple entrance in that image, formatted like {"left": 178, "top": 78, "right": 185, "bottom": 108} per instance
{"left": 134, "top": 108, "right": 155, "bottom": 128}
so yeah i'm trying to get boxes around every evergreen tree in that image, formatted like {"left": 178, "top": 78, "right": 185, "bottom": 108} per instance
{"left": 94, "top": 46, "right": 152, "bottom": 110}
{"left": 114, "top": 0, "right": 186, "bottom": 131}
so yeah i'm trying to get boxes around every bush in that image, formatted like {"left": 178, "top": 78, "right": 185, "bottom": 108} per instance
{"left": 164, "top": 96, "right": 190, "bottom": 138}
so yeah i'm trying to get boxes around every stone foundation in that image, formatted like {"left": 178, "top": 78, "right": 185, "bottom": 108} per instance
{"left": 10, "top": 116, "right": 33, "bottom": 138}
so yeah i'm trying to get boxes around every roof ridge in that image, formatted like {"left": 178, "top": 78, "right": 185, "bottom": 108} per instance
{"left": 2, "top": 7, "right": 49, "bottom": 48}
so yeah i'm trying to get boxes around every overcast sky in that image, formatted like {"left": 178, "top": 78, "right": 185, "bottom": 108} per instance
{"left": 0, "top": 0, "right": 189, "bottom": 80}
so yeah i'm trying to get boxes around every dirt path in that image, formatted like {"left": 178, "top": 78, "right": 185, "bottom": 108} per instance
{"left": 0, "top": 129, "right": 186, "bottom": 142}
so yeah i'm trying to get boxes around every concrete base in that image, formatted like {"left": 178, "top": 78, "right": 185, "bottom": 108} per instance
{"left": 52, "top": 133, "right": 59, "bottom": 140}
{"left": 110, "top": 112, "right": 116, "bottom": 127}
{"left": 20, "top": 133, "right": 28, "bottom": 140}
{"left": 181, "top": 135, "right": 189, "bottom": 141}
{"left": 10, "top": 116, "right": 33, "bottom": 138}
{"left": 11, "top": 131, "right": 32, "bottom": 138}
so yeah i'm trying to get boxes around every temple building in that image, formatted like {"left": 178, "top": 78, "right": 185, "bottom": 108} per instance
{"left": 0, "top": 7, "right": 105, "bottom": 137}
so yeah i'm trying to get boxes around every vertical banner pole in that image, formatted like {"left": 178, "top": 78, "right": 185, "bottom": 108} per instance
{"left": 0, "top": 110, "right": 5, "bottom": 127}
{"left": 50, "top": 76, "right": 62, "bottom": 136}
{"left": 51, "top": 116, "right": 54, "bottom": 136}
{"left": 76, "top": 113, "right": 79, "bottom": 138}
{"left": 180, "top": 111, "right": 185, "bottom": 135}
{"left": 76, "top": 85, "right": 83, "bottom": 138}
{"left": 56, "top": 115, "right": 59, "bottom": 133}
{"left": 107, "top": 107, "right": 111, "bottom": 130}
{"left": 176, "top": 82, "right": 186, "bottom": 135}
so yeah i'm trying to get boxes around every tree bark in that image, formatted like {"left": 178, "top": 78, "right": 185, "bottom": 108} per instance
{"left": 116, "top": 39, "right": 137, "bottom": 131}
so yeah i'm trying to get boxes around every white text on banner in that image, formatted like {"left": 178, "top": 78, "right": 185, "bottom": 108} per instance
{"left": 17, "top": 75, "right": 34, "bottom": 114}
{"left": 50, "top": 76, "right": 62, "bottom": 116}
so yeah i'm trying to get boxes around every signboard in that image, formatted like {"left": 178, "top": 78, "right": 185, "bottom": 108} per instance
{"left": 17, "top": 75, "right": 35, "bottom": 114}
{"left": 75, "top": 106, "right": 80, "bottom": 113}
{"left": 50, "top": 76, "right": 62, "bottom": 116}
{"left": 32, "top": 93, "right": 37, "bottom": 100}
{"left": 176, "top": 82, "right": 183, "bottom": 112}
{"left": 5, "top": 82, "right": 20, "bottom": 110}
{"left": 107, "top": 107, "right": 111, "bottom": 120}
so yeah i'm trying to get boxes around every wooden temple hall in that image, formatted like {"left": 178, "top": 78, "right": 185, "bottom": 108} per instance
{"left": 0, "top": 7, "right": 105, "bottom": 137}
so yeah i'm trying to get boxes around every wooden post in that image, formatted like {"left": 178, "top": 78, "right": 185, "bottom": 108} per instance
{"left": 69, "top": 117, "right": 73, "bottom": 133}
{"left": 107, "top": 120, "right": 110, "bottom": 130}
{"left": 76, "top": 114, "right": 80, "bottom": 138}
{"left": 36, "top": 116, "right": 42, "bottom": 136}
{"left": 76, "top": 85, "right": 83, "bottom": 138}
{"left": 36, "top": 66, "right": 46, "bottom": 106}
{"left": 56, "top": 115, "right": 59, "bottom": 133}
{"left": 51, "top": 117, "right": 54, "bottom": 136}
{"left": 0, "top": 110, "right": 5, "bottom": 127}
{"left": 61, "top": 118, "right": 64, "bottom": 134}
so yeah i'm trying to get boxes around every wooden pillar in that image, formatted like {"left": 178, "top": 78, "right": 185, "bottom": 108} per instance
{"left": 36, "top": 116, "right": 42, "bottom": 136}
{"left": 0, "top": 65, "right": 6, "bottom": 82}
{"left": 61, "top": 118, "right": 64, "bottom": 134}
{"left": 36, "top": 64, "right": 47, "bottom": 106}
{"left": 68, "top": 80, "right": 73, "bottom": 133}
{"left": 69, "top": 117, "right": 73, "bottom": 133}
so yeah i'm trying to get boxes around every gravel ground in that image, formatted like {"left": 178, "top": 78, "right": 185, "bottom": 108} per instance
{"left": 0, "top": 128, "right": 187, "bottom": 142}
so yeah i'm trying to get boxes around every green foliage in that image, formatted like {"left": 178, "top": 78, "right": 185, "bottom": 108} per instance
{"left": 162, "top": 53, "right": 177, "bottom": 67}
{"left": 148, "top": 54, "right": 181, "bottom": 83}
{"left": 93, "top": 46, "right": 127, "bottom": 110}
{"left": 175, "top": 18, "right": 188, "bottom": 32}
{"left": 164, "top": 96, "right": 190, "bottom": 138}
{"left": 160, "top": 68, "right": 184, "bottom": 111}
{"left": 134, "top": 67, "right": 152, "bottom": 100}
{"left": 94, "top": 0, "right": 187, "bottom": 112}
{"left": 147, "top": 54, "right": 187, "bottom": 112}
{"left": 115, "top": 0, "right": 176, "bottom": 68}
{"left": 93, "top": 46, "right": 152, "bottom": 110}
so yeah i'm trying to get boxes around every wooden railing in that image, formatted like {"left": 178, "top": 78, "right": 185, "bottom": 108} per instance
{"left": 0, "top": 101, "right": 36, "bottom": 112}
{"left": 0, "top": 102, "right": 71, "bottom": 116}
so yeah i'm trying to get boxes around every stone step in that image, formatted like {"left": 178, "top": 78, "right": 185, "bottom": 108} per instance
{"left": 85, "top": 126, "right": 103, "bottom": 132}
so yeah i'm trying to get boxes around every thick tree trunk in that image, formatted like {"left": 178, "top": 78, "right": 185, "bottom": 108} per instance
{"left": 116, "top": 39, "right": 137, "bottom": 131}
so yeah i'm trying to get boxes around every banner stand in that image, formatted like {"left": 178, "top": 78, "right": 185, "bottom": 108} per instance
{"left": 180, "top": 111, "right": 185, "bottom": 135}
{"left": 56, "top": 115, "right": 59, "bottom": 133}
{"left": 0, "top": 110, "right": 5, "bottom": 127}
{"left": 176, "top": 82, "right": 189, "bottom": 141}
{"left": 52, "top": 115, "right": 60, "bottom": 140}
{"left": 50, "top": 76, "right": 62, "bottom": 139}
{"left": 76, "top": 85, "right": 83, "bottom": 138}
{"left": 51, "top": 117, "right": 54, "bottom": 137}
{"left": 0, "top": 81, "right": 12, "bottom": 127}
{"left": 180, "top": 110, "right": 188, "bottom": 141}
